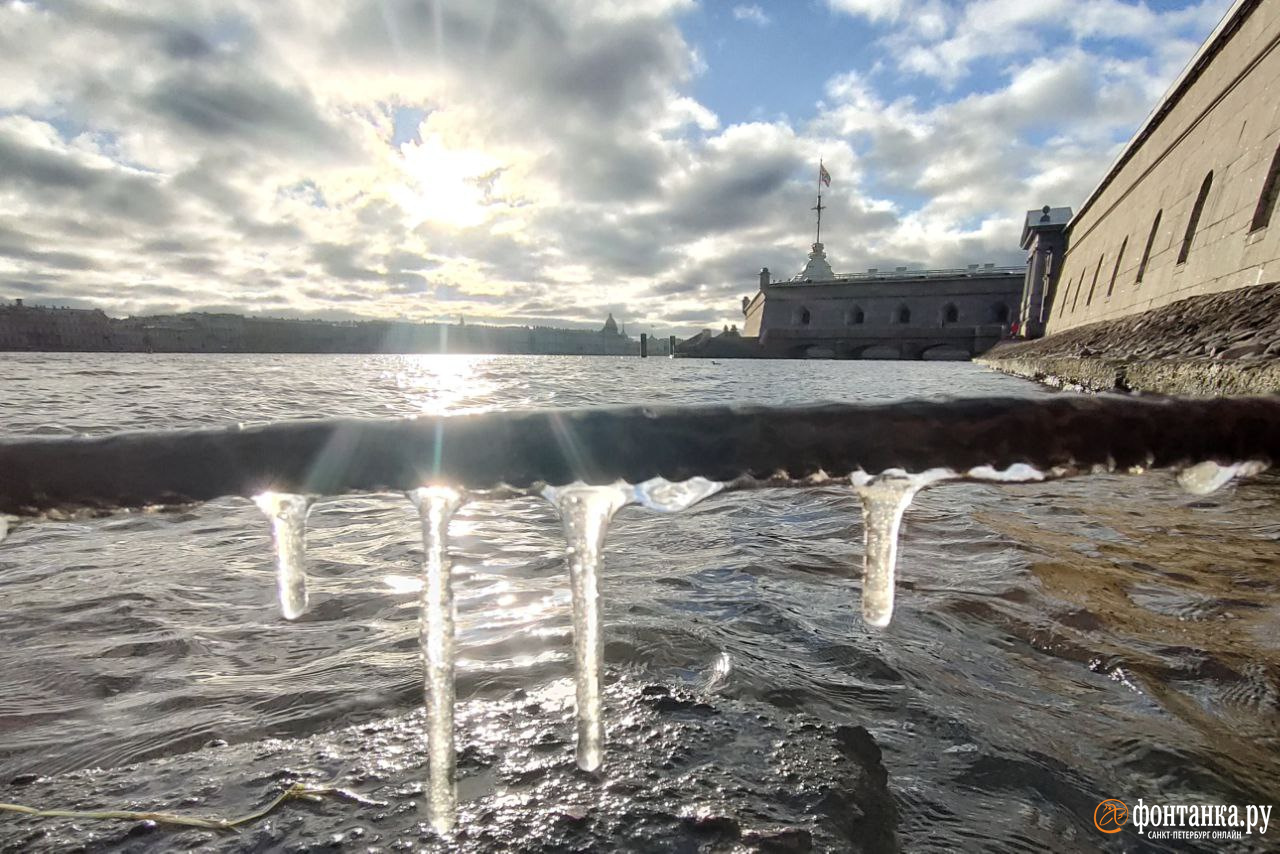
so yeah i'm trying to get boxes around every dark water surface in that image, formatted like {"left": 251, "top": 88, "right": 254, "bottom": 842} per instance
{"left": 2, "top": 354, "right": 1279, "bottom": 851}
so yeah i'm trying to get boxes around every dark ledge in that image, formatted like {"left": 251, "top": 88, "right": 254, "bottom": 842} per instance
{"left": 2, "top": 396, "right": 1280, "bottom": 516}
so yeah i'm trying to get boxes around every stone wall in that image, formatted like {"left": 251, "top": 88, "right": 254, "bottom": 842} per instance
{"left": 744, "top": 270, "right": 1023, "bottom": 358}
{"left": 982, "top": 279, "right": 1280, "bottom": 395}
{"left": 1047, "top": 0, "right": 1280, "bottom": 334}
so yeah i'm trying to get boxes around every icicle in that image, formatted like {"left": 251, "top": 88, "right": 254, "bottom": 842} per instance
{"left": 542, "top": 482, "right": 633, "bottom": 772}
{"left": 252, "top": 492, "right": 312, "bottom": 620}
{"left": 407, "top": 486, "right": 465, "bottom": 835}
{"left": 1175, "top": 460, "right": 1268, "bottom": 496}
{"left": 631, "top": 476, "right": 723, "bottom": 512}
{"left": 852, "top": 470, "right": 952, "bottom": 629}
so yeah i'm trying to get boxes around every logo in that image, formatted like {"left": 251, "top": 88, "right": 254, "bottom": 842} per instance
{"left": 1095, "top": 799, "right": 1129, "bottom": 834}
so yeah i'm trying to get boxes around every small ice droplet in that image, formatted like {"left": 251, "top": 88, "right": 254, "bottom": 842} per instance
{"left": 407, "top": 486, "right": 466, "bottom": 835}
{"left": 1176, "top": 460, "right": 1268, "bottom": 495}
{"left": 542, "top": 482, "right": 633, "bottom": 772}
{"left": 631, "top": 476, "right": 723, "bottom": 512}
{"left": 252, "top": 492, "right": 312, "bottom": 620}
{"left": 0, "top": 515, "right": 9, "bottom": 545}
{"left": 852, "top": 470, "right": 951, "bottom": 629}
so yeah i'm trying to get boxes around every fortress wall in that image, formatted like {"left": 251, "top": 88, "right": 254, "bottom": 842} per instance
{"left": 755, "top": 274, "right": 1023, "bottom": 333}
{"left": 1046, "top": 0, "right": 1280, "bottom": 334}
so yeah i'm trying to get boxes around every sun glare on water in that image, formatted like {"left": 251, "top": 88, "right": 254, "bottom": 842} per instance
{"left": 391, "top": 354, "right": 498, "bottom": 415}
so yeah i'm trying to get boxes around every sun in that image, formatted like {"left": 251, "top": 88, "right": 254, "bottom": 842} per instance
{"left": 393, "top": 133, "right": 500, "bottom": 229}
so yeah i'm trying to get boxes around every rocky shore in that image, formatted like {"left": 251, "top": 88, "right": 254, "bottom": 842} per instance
{"left": 979, "top": 281, "right": 1280, "bottom": 395}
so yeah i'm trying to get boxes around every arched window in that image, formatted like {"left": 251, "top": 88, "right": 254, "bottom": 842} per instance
{"left": 1177, "top": 171, "right": 1213, "bottom": 264}
{"left": 992, "top": 303, "right": 1009, "bottom": 324}
{"left": 896, "top": 305, "right": 911, "bottom": 324}
{"left": 1250, "top": 143, "right": 1280, "bottom": 232}
{"left": 846, "top": 306, "right": 864, "bottom": 325}
{"left": 1136, "top": 210, "right": 1161, "bottom": 285}
{"left": 1106, "top": 236, "right": 1128, "bottom": 298}
{"left": 942, "top": 304, "right": 959, "bottom": 324}
{"left": 798, "top": 307, "right": 811, "bottom": 326}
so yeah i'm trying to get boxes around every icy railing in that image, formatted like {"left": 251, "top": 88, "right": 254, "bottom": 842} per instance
{"left": 2, "top": 396, "right": 1280, "bottom": 832}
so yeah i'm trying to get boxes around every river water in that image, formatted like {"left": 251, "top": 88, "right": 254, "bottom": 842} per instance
{"left": 1, "top": 353, "right": 1278, "bottom": 851}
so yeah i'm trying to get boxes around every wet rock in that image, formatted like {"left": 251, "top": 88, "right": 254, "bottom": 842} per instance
{"left": 980, "top": 280, "right": 1280, "bottom": 395}
{"left": 745, "top": 826, "right": 814, "bottom": 852}
{"left": 0, "top": 676, "right": 897, "bottom": 852}
{"left": 1218, "top": 342, "right": 1267, "bottom": 360}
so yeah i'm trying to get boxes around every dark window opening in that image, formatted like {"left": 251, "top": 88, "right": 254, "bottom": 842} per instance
{"left": 1136, "top": 210, "right": 1161, "bottom": 285}
{"left": 847, "top": 307, "right": 864, "bottom": 325}
{"left": 1069, "top": 273, "right": 1082, "bottom": 313}
{"left": 799, "top": 308, "right": 810, "bottom": 326}
{"left": 1106, "top": 236, "right": 1128, "bottom": 298}
{"left": 896, "top": 305, "right": 911, "bottom": 324}
{"left": 993, "top": 303, "right": 1009, "bottom": 324}
{"left": 942, "top": 304, "right": 959, "bottom": 324}
{"left": 1178, "top": 171, "right": 1213, "bottom": 265}
{"left": 1085, "top": 254, "right": 1105, "bottom": 306}
{"left": 1250, "top": 144, "right": 1280, "bottom": 232}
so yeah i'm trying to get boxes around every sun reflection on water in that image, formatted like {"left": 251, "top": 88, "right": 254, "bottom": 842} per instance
{"left": 389, "top": 354, "right": 498, "bottom": 416}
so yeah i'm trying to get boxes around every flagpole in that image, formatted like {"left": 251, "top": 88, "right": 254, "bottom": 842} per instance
{"left": 815, "top": 158, "right": 823, "bottom": 245}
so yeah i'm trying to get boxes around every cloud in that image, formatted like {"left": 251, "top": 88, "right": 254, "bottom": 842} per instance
{"left": 832, "top": 0, "right": 1228, "bottom": 85}
{"left": 732, "top": 5, "right": 771, "bottom": 27}
{"left": 0, "top": 0, "right": 1232, "bottom": 333}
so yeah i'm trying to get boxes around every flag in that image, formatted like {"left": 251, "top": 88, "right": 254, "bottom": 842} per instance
{"left": 819, "top": 163, "right": 832, "bottom": 187}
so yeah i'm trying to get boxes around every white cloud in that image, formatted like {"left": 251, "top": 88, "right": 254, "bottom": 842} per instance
{"left": 732, "top": 5, "right": 771, "bottom": 27}
{"left": 0, "top": 0, "right": 1238, "bottom": 332}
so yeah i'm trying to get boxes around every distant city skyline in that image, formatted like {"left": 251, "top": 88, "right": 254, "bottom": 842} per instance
{"left": 0, "top": 0, "right": 1232, "bottom": 333}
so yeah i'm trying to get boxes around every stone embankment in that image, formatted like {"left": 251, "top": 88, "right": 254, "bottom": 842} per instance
{"left": 979, "top": 281, "right": 1280, "bottom": 395}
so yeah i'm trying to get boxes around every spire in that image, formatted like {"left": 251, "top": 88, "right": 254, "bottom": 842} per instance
{"left": 797, "top": 242, "right": 834, "bottom": 282}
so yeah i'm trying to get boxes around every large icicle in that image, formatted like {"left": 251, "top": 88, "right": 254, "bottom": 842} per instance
{"left": 408, "top": 486, "right": 466, "bottom": 834}
{"left": 252, "top": 492, "right": 312, "bottom": 620}
{"left": 542, "top": 482, "right": 633, "bottom": 772}
{"left": 852, "top": 470, "right": 951, "bottom": 629}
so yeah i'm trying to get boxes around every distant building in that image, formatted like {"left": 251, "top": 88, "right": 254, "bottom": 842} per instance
{"left": 707, "top": 242, "right": 1024, "bottom": 359}
{"left": 0, "top": 302, "right": 654, "bottom": 357}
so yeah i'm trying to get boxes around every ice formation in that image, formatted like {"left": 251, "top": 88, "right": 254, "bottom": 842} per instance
{"left": 407, "top": 486, "right": 467, "bottom": 833}
{"left": 252, "top": 492, "right": 312, "bottom": 620}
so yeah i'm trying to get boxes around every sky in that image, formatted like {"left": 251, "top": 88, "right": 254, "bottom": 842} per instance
{"left": 0, "top": 0, "right": 1235, "bottom": 334}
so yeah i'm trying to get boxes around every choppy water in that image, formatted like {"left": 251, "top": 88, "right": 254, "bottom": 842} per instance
{"left": 2, "top": 353, "right": 1279, "bottom": 852}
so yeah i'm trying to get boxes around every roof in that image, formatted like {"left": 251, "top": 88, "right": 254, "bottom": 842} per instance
{"left": 1024, "top": 206, "right": 1072, "bottom": 229}
{"left": 1020, "top": 206, "right": 1073, "bottom": 248}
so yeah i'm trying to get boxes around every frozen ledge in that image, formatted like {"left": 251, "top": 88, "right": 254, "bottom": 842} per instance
{"left": 2, "top": 396, "right": 1280, "bottom": 516}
